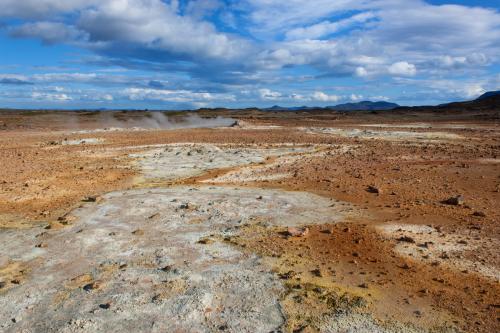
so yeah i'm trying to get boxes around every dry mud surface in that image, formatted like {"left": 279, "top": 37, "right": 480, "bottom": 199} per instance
{"left": 0, "top": 111, "right": 499, "bottom": 332}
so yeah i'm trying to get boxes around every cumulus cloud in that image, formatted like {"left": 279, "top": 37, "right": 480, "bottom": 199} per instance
{"left": 31, "top": 92, "right": 72, "bottom": 101}
{"left": 258, "top": 89, "right": 283, "bottom": 100}
{"left": 0, "top": 0, "right": 94, "bottom": 19}
{"left": 312, "top": 91, "right": 341, "bottom": 102}
{"left": 285, "top": 12, "right": 376, "bottom": 40}
{"left": 0, "top": 0, "right": 499, "bottom": 107}
{"left": 0, "top": 75, "right": 33, "bottom": 85}
{"left": 124, "top": 87, "right": 235, "bottom": 103}
{"left": 388, "top": 62, "right": 417, "bottom": 76}
{"left": 10, "top": 22, "right": 87, "bottom": 45}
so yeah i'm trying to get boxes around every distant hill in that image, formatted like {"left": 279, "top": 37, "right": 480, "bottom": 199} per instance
{"left": 435, "top": 90, "right": 500, "bottom": 110}
{"left": 265, "top": 105, "right": 315, "bottom": 111}
{"left": 264, "top": 101, "right": 399, "bottom": 112}
{"left": 327, "top": 101, "right": 400, "bottom": 111}
{"left": 476, "top": 90, "right": 500, "bottom": 100}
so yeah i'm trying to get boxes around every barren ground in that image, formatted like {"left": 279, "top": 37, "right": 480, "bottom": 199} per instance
{"left": 0, "top": 110, "right": 499, "bottom": 332}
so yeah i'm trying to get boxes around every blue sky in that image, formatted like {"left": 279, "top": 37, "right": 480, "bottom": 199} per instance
{"left": 0, "top": 0, "right": 499, "bottom": 109}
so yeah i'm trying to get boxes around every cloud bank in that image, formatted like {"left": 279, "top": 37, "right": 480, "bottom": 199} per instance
{"left": 0, "top": 0, "right": 499, "bottom": 108}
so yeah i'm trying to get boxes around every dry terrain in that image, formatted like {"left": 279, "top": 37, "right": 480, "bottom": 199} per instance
{"left": 0, "top": 109, "right": 498, "bottom": 332}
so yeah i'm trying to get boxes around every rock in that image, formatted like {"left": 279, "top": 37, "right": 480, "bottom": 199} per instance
{"left": 286, "top": 227, "right": 309, "bottom": 237}
{"left": 99, "top": 302, "right": 111, "bottom": 310}
{"left": 132, "top": 229, "right": 144, "bottom": 236}
{"left": 197, "top": 238, "right": 213, "bottom": 245}
{"left": 397, "top": 236, "right": 415, "bottom": 243}
{"left": 444, "top": 195, "right": 464, "bottom": 206}
{"left": 148, "top": 213, "right": 160, "bottom": 219}
{"left": 358, "top": 283, "right": 369, "bottom": 289}
{"left": 83, "top": 196, "right": 101, "bottom": 203}
{"left": 83, "top": 281, "right": 102, "bottom": 292}
{"left": 278, "top": 271, "right": 296, "bottom": 280}
{"left": 440, "top": 252, "right": 450, "bottom": 259}
{"left": 472, "top": 211, "right": 486, "bottom": 217}
{"left": 179, "top": 203, "right": 189, "bottom": 209}
{"left": 310, "top": 268, "right": 322, "bottom": 277}
{"left": 400, "top": 263, "right": 411, "bottom": 270}
{"left": 367, "top": 185, "right": 382, "bottom": 194}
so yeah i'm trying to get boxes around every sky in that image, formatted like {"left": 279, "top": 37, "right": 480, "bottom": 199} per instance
{"left": 0, "top": 0, "right": 499, "bottom": 109}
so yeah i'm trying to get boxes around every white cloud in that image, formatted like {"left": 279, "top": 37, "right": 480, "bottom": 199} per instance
{"left": 258, "top": 88, "right": 282, "bottom": 100}
{"left": 124, "top": 88, "right": 235, "bottom": 103}
{"left": 285, "top": 12, "right": 376, "bottom": 40}
{"left": 350, "top": 94, "right": 363, "bottom": 101}
{"left": 388, "top": 62, "right": 417, "bottom": 76}
{"left": 312, "top": 91, "right": 341, "bottom": 102}
{"left": 76, "top": 0, "right": 251, "bottom": 61}
{"left": 31, "top": 92, "right": 72, "bottom": 101}
{"left": 0, "top": 0, "right": 94, "bottom": 19}
{"left": 9, "top": 22, "right": 87, "bottom": 44}
{"left": 0, "top": 0, "right": 499, "bottom": 107}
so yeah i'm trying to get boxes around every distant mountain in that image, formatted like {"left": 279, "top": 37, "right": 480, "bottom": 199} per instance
{"left": 476, "top": 90, "right": 500, "bottom": 100}
{"left": 261, "top": 93, "right": 499, "bottom": 113}
{"left": 264, "top": 101, "right": 399, "bottom": 112}
{"left": 264, "top": 105, "right": 315, "bottom": 111}
{"left": 327, "top": 101, "right": 400, "bottom": 111}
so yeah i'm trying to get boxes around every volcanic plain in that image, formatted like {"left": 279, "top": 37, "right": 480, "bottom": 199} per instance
{"left": 0, "top": 108, "right": 498, "bottom": 333}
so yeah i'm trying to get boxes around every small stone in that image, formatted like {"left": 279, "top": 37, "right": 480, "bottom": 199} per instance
{"left": 310, "top": 269, "right": 322, "bottom": 277}
{"left": 99, "top": 302, "right": 111, "bottom": 310}
{"left": 132, "top": 229, "right": 144, "bottom": 236}
{"left": 83, "top": 196, "right": 101, "bottom": 203}
{"left": 440, "top": 252, "right": 450, "bottom": 259}
{"left": 286, "top": 227, "right": 309, "bottom": 237}
{"left": 367, "top": 185, "right": 381, "bottom": 194}
{"left": 472, "top": 211, "right": 486, "bottom": 217}
{"left": 397, "top": 236, "right": 415, "bottom": 243}
{"left": 400, "top": 263, "right": 411, "bottom": 270}
{"left": 358, "top": 283, "right": 369, "bottom": 289}
{"left": 83, "top": 281, "right": 101, "bottom": 292}
{"left": 278, "top": 271, "right": 296, "bottom": 280}
{"left": 197, "top": 238, "right": 213, "bottom": 245}
{"left": 444, "top": 195, "right": 464, "bottom": 206}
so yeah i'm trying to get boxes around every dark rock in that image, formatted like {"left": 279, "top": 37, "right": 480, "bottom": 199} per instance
{"left": 443, "top": 195, "right": 464, "bottom": 206}
{"left": 99, "top": 303, "right": 111, "bottom": 310}
{"left": 132, "top": 229, "right": 144, "bottom": 236}
{"left": 310, "top": 269, "right": 322, "bottom": 277}
{"left": 397, "top": 236, "right": 415, "bottom": 243}
{"left": 472, "top": 211, "right": 486, "bottom": 217}
{"left": 367, "top": 185, "right": 381, "bottom": 194}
